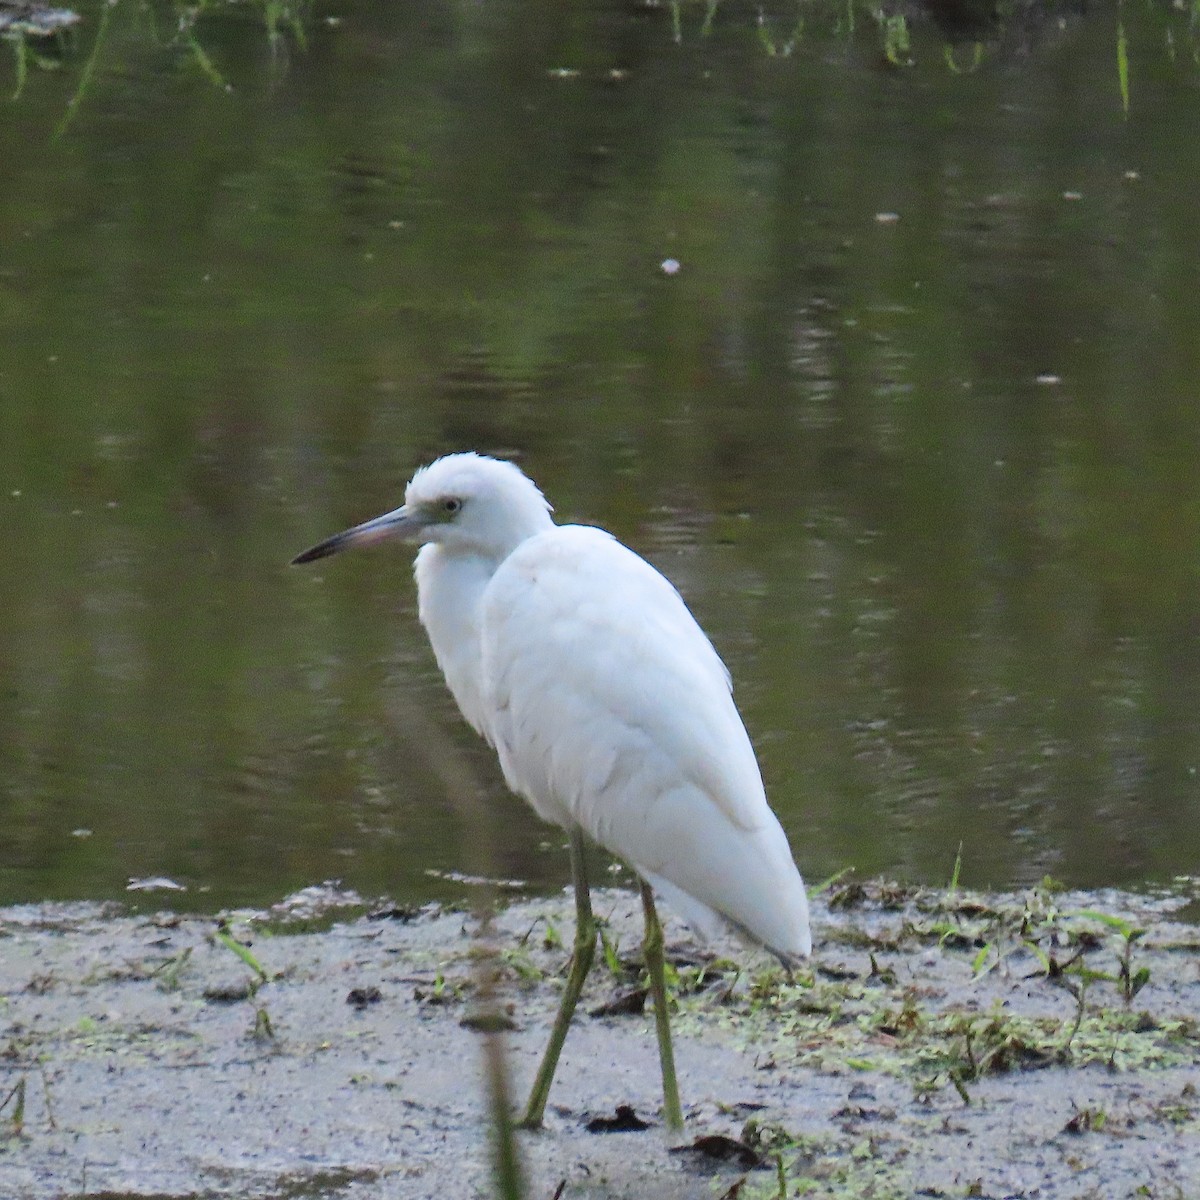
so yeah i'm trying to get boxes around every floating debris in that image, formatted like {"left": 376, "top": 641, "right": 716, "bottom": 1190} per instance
{"left": 423, "top": 868, "right": 527, "bottom": 890}
{"left": 271, "top": 882, "right": 367, "bottom": 918}
{"left": 126, "top": 876, "right": 186, "bottom": 892}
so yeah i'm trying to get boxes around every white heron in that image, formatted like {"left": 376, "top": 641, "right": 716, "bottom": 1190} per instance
{"left": 292, "top": 452, "right": 811, "bottom": 1131}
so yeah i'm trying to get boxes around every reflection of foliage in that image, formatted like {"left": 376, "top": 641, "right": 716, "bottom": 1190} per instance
{"left": 879, "top": 11, "right": 913, "bottom": 64}
{"left": 756, "top": 6, "right": 804, "bottom": 57}
{"left": 668, "top": 0, "right": 1200, "bottom": 92}
{"left": 176, "top": 0, "right": 309, "bottom": 60}
{"left": 669, "top": 0, "right": 720, "bottom": 44}
{"left": 143, "top": 0, "right": 311, "bottom": 78}
{"left": 8, "top": 0, "right": 1200, "bottom": 108}
{"left": 7, "top": 0, "right": 310, "bottom": 107}
{"left": 2, "top": 2, "right": 80, "bottom": 99}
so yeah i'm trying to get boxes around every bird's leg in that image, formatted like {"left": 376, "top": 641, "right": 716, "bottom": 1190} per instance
{"left": 517, "top": 827, "right": 596, "bottom": 1130}
{"left": 639, "top": 881, "right": 684, "bottom": 1133}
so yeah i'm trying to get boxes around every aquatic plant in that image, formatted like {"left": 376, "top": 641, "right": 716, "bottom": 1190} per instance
{"left": 0, "top": 1076, "right": 26, "bottom": 1138}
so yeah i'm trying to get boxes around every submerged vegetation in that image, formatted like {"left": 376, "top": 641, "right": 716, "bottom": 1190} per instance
{"left": 5, "top": 0, "right": 1200, "bottom": 115}
{"left": 534, "top": 874, "right": 1200, "bottom": 1110}
{"left": 695, "top": 879, "right": 1198, "bottom": 1088}
{"left": 671, "top": 877, "right": 1199, "bottom": 1197}
{"left": 469, "top": 875, "right": 1199, "bottom": 1196}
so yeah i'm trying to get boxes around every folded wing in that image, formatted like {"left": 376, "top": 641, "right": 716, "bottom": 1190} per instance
{"left": 480, "top": 525, "right": 810, "bottom": 960}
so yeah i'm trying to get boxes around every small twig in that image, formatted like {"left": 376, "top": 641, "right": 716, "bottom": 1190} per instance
{"left": 38, "top": 1064, "right": 56, "bottom": 1130}
{"left": 0, "top": 1077, "right": 26, "bottom": 1134}
{"left": 1061, "top": 974, "right": 1088, "bottom": 1058}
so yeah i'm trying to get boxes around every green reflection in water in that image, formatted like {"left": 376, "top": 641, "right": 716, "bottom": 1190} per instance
{"left": 1, "top": 0, "right": 1198, "bottom": 909}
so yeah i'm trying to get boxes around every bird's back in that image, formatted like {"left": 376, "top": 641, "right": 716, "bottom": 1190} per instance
{"left": 478, "top": 525, "right": 811, "bottom": 961}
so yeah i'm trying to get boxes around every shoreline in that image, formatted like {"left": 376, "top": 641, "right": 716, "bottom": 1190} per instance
{"left": 1, "top": 880, "right": 1197, "bottom": 1198}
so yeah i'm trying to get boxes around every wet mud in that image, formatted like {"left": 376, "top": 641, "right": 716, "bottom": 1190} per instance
{"left": 1, "top": 880, "right": 1197, "bottom": 1199}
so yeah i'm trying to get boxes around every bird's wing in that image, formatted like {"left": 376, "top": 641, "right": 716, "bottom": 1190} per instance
{"left": 479, "top": 525, "right": 810, "bottom": 959}
{"left": 479, "top": 525, "right": 767, "bottom": 836}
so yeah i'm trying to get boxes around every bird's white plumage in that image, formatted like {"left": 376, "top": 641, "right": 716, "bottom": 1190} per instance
{"left": 414, "top": 547, "right": 500, "bottom": 739}
{"left": 397, "top": 454, "right": 812, "bottom": 962}
{"left": 320, "top": 452, "right": 811, "bottom": 962}
{"left": 293, "top": 452, "right": 811, "bottom": 1129}
{"left": 479, "top": 525, "right": 811, "bottom": 958}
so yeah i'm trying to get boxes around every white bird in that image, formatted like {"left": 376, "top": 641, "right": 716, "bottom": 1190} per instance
{"left": 292, "top": 452, "right": 811, "bottom": 1131}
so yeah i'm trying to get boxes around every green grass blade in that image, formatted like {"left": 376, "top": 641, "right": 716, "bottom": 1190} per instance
{"left": 1117, "top": 21, "right": 1130, "bottom": 115}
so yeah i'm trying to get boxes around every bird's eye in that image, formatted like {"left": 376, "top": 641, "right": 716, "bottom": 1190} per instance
{"left": 443, "top": 497, "right": 462, "bottom": 515}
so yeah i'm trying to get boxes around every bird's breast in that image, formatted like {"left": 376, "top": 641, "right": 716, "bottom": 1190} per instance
{"left": 414, "top": 545, "right": 499, "bottom": 741}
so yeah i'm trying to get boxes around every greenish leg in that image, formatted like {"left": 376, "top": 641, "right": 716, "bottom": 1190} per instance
{"left": 517, "top": 827, "right": 596, "bottom": 1129}
{"left": 639, "top": 881, "right": 684, "bottom": 1133}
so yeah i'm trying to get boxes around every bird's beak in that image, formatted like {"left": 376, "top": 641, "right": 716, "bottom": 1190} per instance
{"left": 291, "top": 505, "right": 418, "bottom": 565}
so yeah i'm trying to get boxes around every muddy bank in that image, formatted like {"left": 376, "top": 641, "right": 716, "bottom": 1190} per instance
{"left": 0, "top": 880, "right": 1197, "bottom": 1199}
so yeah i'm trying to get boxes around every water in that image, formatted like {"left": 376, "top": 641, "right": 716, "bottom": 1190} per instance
{"left": 2, "top": 0, "right": 1199, "bottom": 910}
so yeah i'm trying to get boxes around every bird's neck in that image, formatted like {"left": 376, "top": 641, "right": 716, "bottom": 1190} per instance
{"left": 413, "top": 544, "right": 500, "bottom": 741}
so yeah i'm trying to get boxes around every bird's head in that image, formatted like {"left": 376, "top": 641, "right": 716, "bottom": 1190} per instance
{"left": 291, "top": 452, "right": 555, "bottom": 566}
